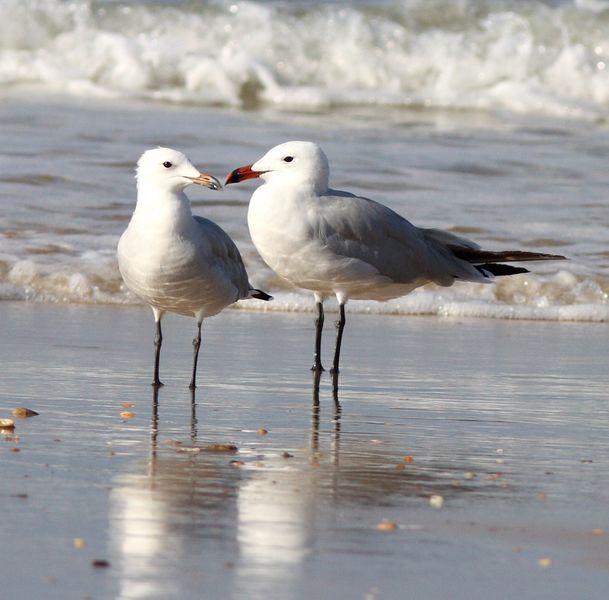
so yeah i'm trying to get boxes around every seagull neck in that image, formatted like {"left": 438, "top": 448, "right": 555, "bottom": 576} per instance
{"left": 311, "top": 181, "right": 329, "bottom": 195}
{"left": 133, "top": 186, "right": 193, "bottom": 228}
{"left": 268, "top": 178, "right": 328, "bottom": 196}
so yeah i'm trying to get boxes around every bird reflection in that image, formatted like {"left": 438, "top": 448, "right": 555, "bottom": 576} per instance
{"left": 110, "top": 382, "right": 479, "bottom": 598}
{"left": 190, "top": 387, "right": 198, "bottom": 442}
{"left": 312, "top": 363, "right": 343, "bottom": 399}
{"left": 148, "top": 386, "right": 159, "bottom": 479}
{"left": 311, "top": 370, "right": 341, "bottom": 465}
{"left": 111, "top": 386, "right": 242, "bottom": 599}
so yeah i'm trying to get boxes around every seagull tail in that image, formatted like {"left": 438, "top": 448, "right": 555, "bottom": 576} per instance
{"left": 450, "top": 247, "right": 566, "bottom": 264}
{"left": 249, "top": 288, "right": 273, "bottom": 301}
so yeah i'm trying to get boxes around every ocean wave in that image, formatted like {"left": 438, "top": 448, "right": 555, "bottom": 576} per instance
{"left": 3, "top": 0, "right": 609, "bottom": 118}
{"left": 2, "top": 259, "right": 608, "bottom": 322}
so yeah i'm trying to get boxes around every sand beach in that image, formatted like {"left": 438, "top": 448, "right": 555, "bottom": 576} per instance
{"left": 2, "top": 303, "right": 609, "bottom": 599}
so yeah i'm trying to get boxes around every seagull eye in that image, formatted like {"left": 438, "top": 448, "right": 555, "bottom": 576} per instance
{"left": 162, "top": 161, "right": 172, "bottom": 168}
{"left": 283, "top": 156, "right": 294, "bottom": 163}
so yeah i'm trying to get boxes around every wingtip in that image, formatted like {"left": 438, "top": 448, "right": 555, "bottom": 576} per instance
{"left": 250, "top": 289, "right": 273, "bottom": 301}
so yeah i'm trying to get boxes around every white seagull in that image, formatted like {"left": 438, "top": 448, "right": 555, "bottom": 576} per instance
{"left": 118, "top": 148, "right": 271, "bottom": 389}
{"left": 226, "top": 141, "right": 565, "bottom": 381}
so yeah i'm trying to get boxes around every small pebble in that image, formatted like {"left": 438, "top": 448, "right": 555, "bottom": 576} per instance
{"left": 0, "top": 419, "right": 15, "bottom": 430}
{"left": 91, "top": 560, "right": 110, "bottom": 568}
{"left": 464, "top": 472, "right": 476, "bottom": 480}
{"left": 73, "top": 538, "right": 86, "bottom": 549}
{"left": 377, "top": 520, "right": 398, "bottom": 532}
{"left": 204, "top": 443, "right": 237, "bottom": 453}
{"left": 429, "top": 495, "right": 444, "bottom": 509}
{"left": 257, "top": 428, "right": 268, "bottom": 436}
{"left": 537, "top": 558, "right": 552, "bottom": 568}
{"left": 230, "top": 460, "right": 245, "bottom": 468}
{"left": 12, "top": 408, "right": 38, "bottom": 418}
{"left": 496, "top": 448, "right": 504, "bottom": 454}
{"left": 282, "top": 452, "right": 293, "bottom": 459}
{"left": 10, "top": 447, "right": 20, "bottom": 453}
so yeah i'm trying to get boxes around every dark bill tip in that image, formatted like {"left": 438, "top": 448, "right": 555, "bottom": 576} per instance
{"left": 225, "top": 164, "right": 264, "bottom": 185}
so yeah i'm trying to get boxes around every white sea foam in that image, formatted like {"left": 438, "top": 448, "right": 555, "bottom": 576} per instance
{"left": 3, "top": 0, "right": 609, "bottom": 119}
{"left": 237, "top": 269, "right": 609, "bottom": 322}
{"left": 2, "top": 256, "right": 607, "bottom": 322}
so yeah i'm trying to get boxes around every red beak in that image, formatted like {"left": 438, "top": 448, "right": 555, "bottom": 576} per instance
{"left": 225, "top": 164, "right": 265, "bottom": 185}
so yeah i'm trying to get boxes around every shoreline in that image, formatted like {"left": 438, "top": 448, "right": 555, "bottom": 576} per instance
{"left": 2, "top": 290, "right": 609, "bottom": 323}
{"left": 1, "top": 303, "right": 609, "bottom": 599}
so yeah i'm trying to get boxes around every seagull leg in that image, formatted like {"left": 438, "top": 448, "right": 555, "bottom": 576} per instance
{"left": 311, "top": 301, "right": 325, "bottom": 372}
{"left": 152, "top": 316, "right": 164, "bottom": 388}
{"left": 189, "top": 320, "right": 203, "bottom": 390}
{"left": 330, "top": 303, "right": 346, "bottom": 387}
{"left": 311, "top": 371, "right": 321, "bottom": 454}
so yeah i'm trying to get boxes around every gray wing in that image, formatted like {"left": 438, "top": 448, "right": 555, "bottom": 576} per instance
{"left": 310, "top": 191, "right": 486, "bottom": 286}
{"left": 421, "top": 228, "right": 480, "bottom": 251}
{"left": 193, "top": 216, "right": 251, "bottom": 298}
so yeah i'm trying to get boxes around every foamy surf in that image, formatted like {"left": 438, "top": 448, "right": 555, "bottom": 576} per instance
{"left": 3, "top": 258, "right": 608, "bottom": 322}
{"left": 3, "top": 0, "right": 609, "bottom": 119}
{"left": 218, "top": 269, "right": 609, "bottom": 322}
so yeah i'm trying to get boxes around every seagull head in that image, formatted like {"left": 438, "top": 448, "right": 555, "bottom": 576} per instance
{"left": 225, "top": 141, "right": 329, "bottom": 193}
{"left": 136, "top": 147, "right": 222, "bottom": 193}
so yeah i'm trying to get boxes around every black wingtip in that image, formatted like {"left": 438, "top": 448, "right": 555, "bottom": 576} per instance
{"left": 477, "top": 263, "right": 530, "bottom": 277}
{"left": 251, "top": 289, "right": 273, "bottom": 301}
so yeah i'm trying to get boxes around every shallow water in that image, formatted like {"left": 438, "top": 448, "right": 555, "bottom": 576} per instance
{"left": 1, "top": 304, "right": 609, "bottom": 599}
{"left": 2, "top": 0, "right": 609, "bottom": 320}
{"left": 1, "top": 95, "right": 608, "bottom": 320}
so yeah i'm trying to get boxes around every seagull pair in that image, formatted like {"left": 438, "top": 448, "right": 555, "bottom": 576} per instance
{"left": 118, "top": 142, "right": 564, "bottom": 389}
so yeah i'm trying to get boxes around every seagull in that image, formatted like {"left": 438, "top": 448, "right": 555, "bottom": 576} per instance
{"left": 118, "top": 148, "right": 271, "bottom": 389}
{"left": 226, "top": 141, "right": 565, "bottom": 382}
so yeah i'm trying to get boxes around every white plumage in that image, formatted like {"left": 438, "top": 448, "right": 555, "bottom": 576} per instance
{"left": 118, "top": 147, "right": 270, "bottom": 388}
{"left": 226, "top": 141, "right": 563, "bottom": 381}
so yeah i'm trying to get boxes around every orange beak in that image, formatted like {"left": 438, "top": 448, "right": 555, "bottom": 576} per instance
{"left": 225, "top": 164, "right": 266, "bottom": 185}
{"left": 189, "top": 173, "right": 222, "bottom": 190}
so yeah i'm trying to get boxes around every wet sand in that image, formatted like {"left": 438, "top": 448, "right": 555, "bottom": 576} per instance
{"left": 1, "top": 302, "right": 609, "bottom": 599}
